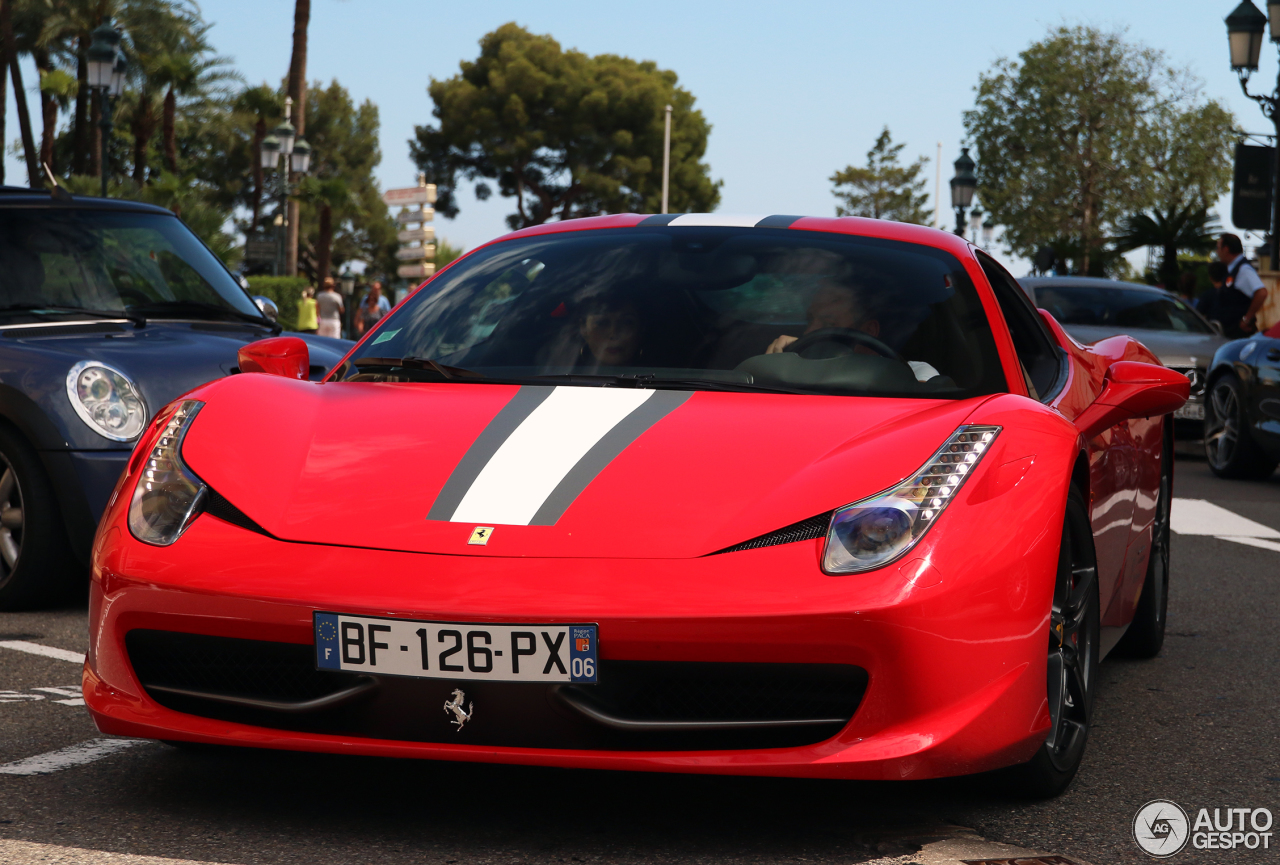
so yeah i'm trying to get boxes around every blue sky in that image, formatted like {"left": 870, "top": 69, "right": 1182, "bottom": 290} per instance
{"left": 3, "top": 1, "right": 1266, "bottom": 271}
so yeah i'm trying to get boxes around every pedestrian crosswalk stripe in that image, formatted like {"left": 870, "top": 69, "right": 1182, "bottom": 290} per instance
{"left": 0, "top": 738, "right": 143, "bottom": 776}
{"left": 0, "top": 640, "right": 86, "bottom": 664}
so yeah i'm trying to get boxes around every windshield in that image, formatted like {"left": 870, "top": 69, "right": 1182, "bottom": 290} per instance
{"left": 343, "top": 227, "right": 1007, "bottom": 399}
{"left": 0, "top": 209, "right": 262, "bottom": 320}
{"left": 1032, "top": 283, "right": 1212, "bottom": 334}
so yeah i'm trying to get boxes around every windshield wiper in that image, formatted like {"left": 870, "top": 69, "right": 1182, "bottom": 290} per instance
{"left": 350, "top": 357, "right": 487, "bottom": 380}
{"left": 0, "top": 303, "right": 146, "bottom": 328}
{"left": 127, "top": 300, "right": 278, "bottom": 332}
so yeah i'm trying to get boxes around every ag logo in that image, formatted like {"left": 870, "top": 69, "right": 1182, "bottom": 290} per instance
{"left": 1133, "top": 799, "right": 1190, "bottom": 857}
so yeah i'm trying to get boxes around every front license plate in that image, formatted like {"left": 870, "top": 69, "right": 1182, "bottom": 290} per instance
{"left": 314, "top": 613, "right": 598, "bottom": 683}
{"left": 1174, "top": 402, "right": 1205, "bottom": 420}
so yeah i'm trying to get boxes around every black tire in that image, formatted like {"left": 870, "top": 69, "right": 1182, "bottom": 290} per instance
{"left": 1205, "top": 374, "right": 1279, "bottom": 479}
{"left": 1115, "top": 424, "right": 1171, "bottom": 659}
{"left": 1006, "top": 486, "right": 1100, "bottom": 798}
{"left": 0, "top": 425, "right": 77, "bottom": 610}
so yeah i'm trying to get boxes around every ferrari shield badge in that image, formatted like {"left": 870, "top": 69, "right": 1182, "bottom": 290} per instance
{"left": 468, "top": 526, "right": 493, "bottom": 545}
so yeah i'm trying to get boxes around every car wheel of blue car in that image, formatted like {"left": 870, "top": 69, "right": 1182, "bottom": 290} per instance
{"left": 0, "top": 425, "right": 76, "bottom": 610}
{"left": 1205, "top": 374, "right": 1279, "bottom": 480}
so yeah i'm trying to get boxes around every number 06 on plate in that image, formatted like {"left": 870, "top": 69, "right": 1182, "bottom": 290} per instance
{"left": 314, "top": 612, "right": 599, "bottom": 683}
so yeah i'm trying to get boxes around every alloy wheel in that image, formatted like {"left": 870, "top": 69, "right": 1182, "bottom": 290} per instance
{"left": 1206, "top": 380, "right": 1240, "bottom": 470}
{"left": 0, "top": 455, "right": 23, "bottom": 578}
{"left": 1044, "top": 508, "right": 1097, "bottom": 769}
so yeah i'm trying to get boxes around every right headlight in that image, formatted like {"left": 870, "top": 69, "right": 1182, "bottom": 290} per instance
{"left": 127, "top": 400, "right": 207, "bottom": 546}
{"left": 823, "top": 425, "right": 1001, "bottom": 574}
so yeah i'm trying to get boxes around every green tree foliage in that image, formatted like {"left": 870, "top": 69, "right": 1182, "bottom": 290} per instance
{"left": 963, "top": 26, "right": 1175, "bottom": 275}
{"left": 411, "top": 23, "right": 720, "bottom": 229}
{"left": 1114, "top": 100, "right": 1235, "bottom": 287}
{"left": 434, "top": 238, "right": 465, "bottom": 271}
{"left": 830, "top": 127, "right": 930, "bottom": 224}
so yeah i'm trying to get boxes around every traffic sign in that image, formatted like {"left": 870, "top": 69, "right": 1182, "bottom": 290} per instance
{"left": 397, "top": 226, "right": 435, "bottom": 244}
{"left": 397, "top": 207, "right": 433, "bottom": 225}
{"left": 396, "top": 245, "right": 436, "bottom": 261}
{"left": 383, "top": 183, "right": 437, "bottom": 207}
{"left": 397, "top": 263, "right": 435, "bottom": 279}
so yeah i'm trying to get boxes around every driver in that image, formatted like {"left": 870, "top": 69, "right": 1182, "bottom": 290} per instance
{"left": 765, "top": 280, "right": 939, "bottom": 382}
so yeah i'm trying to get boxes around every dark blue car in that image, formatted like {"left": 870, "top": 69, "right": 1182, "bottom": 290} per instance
{"left": 0, "top": 188, "right": 352, "bottom": 608}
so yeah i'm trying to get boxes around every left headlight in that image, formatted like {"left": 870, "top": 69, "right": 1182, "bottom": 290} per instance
{"left": 65, "top": 360, "right": 148, "bottom": 441}
{"left": 127, "top": 400, "right": 206, "bottom": 546}
{"left": 823, "top": 425, "right": 1001, "bottom": 574}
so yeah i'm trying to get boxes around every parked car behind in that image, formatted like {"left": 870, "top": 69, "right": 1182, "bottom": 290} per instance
{"left": 0, "top": 188, "right": 352, "bottom": 608}
{"left": 1020, "top": 276, "right": 1226, "bottom": 440}
{"left": 1203, "top": 326, "right": 1280, "bottom": 479}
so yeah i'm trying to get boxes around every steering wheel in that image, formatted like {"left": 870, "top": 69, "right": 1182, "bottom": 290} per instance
{"left": 784, "top": 327, "right": 905, "bottom": 363}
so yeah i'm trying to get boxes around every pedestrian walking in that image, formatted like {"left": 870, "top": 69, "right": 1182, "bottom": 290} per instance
{"left": 295, "top": 286, "right": 318, "bottom": 334}
{"left": 355, "top": 280, "right": 392, "bottom": 337}
{"left": 1199, "top": 234, "right": 1269, "bottom": 339}
{"left": 315, "top": 277, "right": 344, "bottom": 339}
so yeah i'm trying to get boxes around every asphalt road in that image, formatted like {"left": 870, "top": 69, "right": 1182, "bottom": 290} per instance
{"left": 0, "top": 455, "right": 1276, "bottom": 865}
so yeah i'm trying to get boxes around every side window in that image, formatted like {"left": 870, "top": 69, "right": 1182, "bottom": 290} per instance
{"left": 976, "top": 253, "right": 1062, "bottom": 400}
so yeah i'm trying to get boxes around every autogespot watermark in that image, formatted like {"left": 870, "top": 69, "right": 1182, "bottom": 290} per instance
{"left": 1133, "top": 799, "right": 1274, "bottom": 856}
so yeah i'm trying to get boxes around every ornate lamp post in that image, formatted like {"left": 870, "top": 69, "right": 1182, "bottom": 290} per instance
{"left": 1226, "top": 0, "right": 1280, "bottom": 266}
{"left": 86, "top": 23, "right": 126, "bottom": 197}
{"left": 949, "top": 147, "right": 977, "bottom": 237}
{"left": 258, "top": 97, "right": 312, "bottom": 276}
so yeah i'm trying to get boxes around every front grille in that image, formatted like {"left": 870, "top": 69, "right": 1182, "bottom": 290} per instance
{"left": 127, "top": 630, "right": 866, "bottom": 751}
{"left": 126, "top": 630, "right": 359, "bottom": 703}
{"left": 714, "top": 512, "right": 831, "bottom": 554}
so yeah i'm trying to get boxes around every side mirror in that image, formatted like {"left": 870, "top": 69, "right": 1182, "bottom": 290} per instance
{"left": 1074, "top": 361, "right": 1190, "bottom": 439}
{"left": 238, "top": 336, "right": 309, "bottom": 380}
{"left": 252, "top": 295, "right": 279, "bottom": 322}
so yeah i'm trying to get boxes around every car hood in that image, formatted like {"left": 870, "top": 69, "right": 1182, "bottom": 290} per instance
{"left": 1061, "top": 324, "right": 1226, "bottom": 368}
{"left": 0, "top": 320, "right": 351, "bottom": 450}
{"left": 182, "top": 376, "right": 993, "bottom": 558}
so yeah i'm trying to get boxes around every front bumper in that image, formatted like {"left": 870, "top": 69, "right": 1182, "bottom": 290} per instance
{"left": 85, "top": 494, "right": 1060, "bottom": 780}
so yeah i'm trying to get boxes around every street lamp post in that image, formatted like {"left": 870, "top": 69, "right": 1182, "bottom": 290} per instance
{"left": 86, "top": 23, "right": 126, "bottom": 198}
{"left": 949, "top": 147, "right": 977, "bottom": 237}
{"left": 1226, "top": 0, "right": 1280, "bottom": 267}
{"left": 258, "top": 97, "right": 312, "bottom": 277}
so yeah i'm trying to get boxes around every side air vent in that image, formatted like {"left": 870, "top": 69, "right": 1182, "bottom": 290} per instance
{"left": 203, "top": 488, "right": 271, "bottom": 537}
{"left": 713, "top": 512, "right": 831, "bottom": 555}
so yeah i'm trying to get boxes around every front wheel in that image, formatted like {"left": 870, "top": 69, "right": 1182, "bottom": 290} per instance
{"left": 1006, "top": 486, "right": 1099, "bottom": 798}
{"left": 0, "top": 425, "right": 76, "bottom": 610}
{"left": 1204, "top": 374, "right": 1278, "bottom": 479}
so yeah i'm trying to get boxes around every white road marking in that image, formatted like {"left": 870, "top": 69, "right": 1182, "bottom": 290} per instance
{"left": 32, "top": 686, "right": 85, "bottom": 706}
{"left": 451, "top": 386, "right": 655, "bottom": 525}
{"left": 0, "top": 640, "right": 86, "bottom": 664}
{"left": 1171, "top": 498, "right": 1280, "bottom": 554}
{"left": 0, "top": 738, "right": 143, "bottom": 776}
{"left": 1215, "top": 535, "right": 1280, "bottom": 553}
{"left": 0, "top": 838, "right": 241, "bottom": 864}
{"left": 1170, "top": 498, "right": 1280, "bottom": 538}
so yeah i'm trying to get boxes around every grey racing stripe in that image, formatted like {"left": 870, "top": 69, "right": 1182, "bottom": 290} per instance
{"left": 426, "top": 386, "right": 555, "bottom": 521}
{"left": 529, "top": 389, "right": 692, "bottom": 526}
{"left": 754, "top": 214, "right": 804, "bottom": 228}
{"left": 637, "top": 213, "right": 684, "bottom": 226}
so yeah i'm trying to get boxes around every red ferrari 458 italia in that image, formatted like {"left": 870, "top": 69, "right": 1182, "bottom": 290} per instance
{"left": 84, "top": 214, "right": 1188, "bottom": 796}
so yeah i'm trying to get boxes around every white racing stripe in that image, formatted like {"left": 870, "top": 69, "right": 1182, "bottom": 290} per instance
{"left": 0, "top": 640, "right": 86, "bottom": 664}
{"left": 667, "top": 213, "right": 768, "bottom": 227}
{"left": 0, "top": 738, "right": 143, "bottom": 776}
{"left": 451, "top": 387, "right": 656, "bottom": 526}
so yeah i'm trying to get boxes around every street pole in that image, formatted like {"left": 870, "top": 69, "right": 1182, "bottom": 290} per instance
{"left": 99, "top": 90, "right": 111, "bottom": 198}
{"left": 661, "top": 104, "right": 672, "bottom": 214}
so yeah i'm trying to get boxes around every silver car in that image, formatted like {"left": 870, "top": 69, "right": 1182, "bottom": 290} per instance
{"left": 1019, "top": 276, "right": 1227, "bottom": 440}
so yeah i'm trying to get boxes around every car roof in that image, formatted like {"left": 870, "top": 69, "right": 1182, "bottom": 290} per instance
{"left": 1018, "top": 275, "right": 1171, "bottom": 296}
{"left": 0, "top": 185, "right": 173, "bottom": 216}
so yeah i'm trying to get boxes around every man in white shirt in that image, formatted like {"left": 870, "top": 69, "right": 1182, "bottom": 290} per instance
{"left": 1217, "top": 233, "right": 1269, "bottom": 335}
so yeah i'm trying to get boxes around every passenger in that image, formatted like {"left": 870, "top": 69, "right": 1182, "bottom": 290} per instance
{"left": 577, "top": 294, "right": 645, "bottom": 367}
{"left": 766, "top": 280, "right": 939, "bottom": 382}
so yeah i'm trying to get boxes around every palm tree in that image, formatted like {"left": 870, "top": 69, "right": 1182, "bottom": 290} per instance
{"left": 284, "top": 0, "right": 309, "bottom": 275}
{"left": 234, "top": 84, "right": 282, "bottom": 232}
{"left": 298, "top": 175, "right": 348, "bottom": 282}
{"left": 1113, "top": 206, "right": 1219, "bottom": 289}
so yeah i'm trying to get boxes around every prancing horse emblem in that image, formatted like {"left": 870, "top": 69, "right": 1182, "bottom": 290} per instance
{"left": 444, "top": 688, "right": 473, "bottom": 731}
